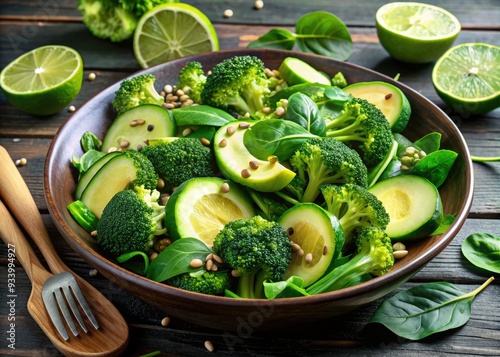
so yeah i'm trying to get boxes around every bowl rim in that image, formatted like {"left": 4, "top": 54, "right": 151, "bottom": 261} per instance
{"left": 44, "top": 48, "right": 474, "bottom": 307}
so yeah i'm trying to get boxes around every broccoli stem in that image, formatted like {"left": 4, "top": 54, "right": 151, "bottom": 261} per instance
{"left": 306, "top": 252, "right": 374, "bottom": 295}
{"left": 236, "top": 271, "right": 267, "bottom": 299}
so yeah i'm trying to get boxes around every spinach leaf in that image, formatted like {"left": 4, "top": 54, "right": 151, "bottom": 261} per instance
{"left": 117, "top": 251, "right": 150, "bottom": 275}
{"left": 367, "top": 277, "right": 495, "bottom": 340}
{"left": 72, "top": 149, "right": 105, "bottom": 175}
{"left": 295, "top": 12, "right": 353, "bottom": 60}
{"left": 285, "top": 92, "right": 326, "bottom": 136}
{"left": 172, "top": 105, "right": 236, "bottom": 127}
{"left": 431, "top": 213, "right": 457, "bottom": 235}
{"left": 81, "top": 131, "right": 102, "bottom": 152}
{"left": 247, "top": 28, "right": 296, "bottom": 50}
{"left": 414, "top": 132, "right": 441, "bottom": 154}
{"left": 146, "top": 238, "right": 212, "bottom": 282}
{"left": 248, "top": 12, "right": 353, "bottom": 61}
{"left": 408, "top": 149, "right": 458, "bottom": 188}
{"left": 461, "top": 233, "right": 500, "bottom": 274}
{"left": 243, "top": 119, "right": 317, "bottom": 161}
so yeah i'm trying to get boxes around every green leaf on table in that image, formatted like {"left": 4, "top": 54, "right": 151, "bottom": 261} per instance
{"left": 461, "top": 233, "right": 500, "bottom": 274}
{"left": 172, "top": 105, "right": 236, "bottom": 127}
{"left": 295, "top": 12, "right": 353, "bottom": 61}
{"left": 367, "top": 277, "right": 495, "bottom": 340}
{"left": 146, "top": 238, "right": 212, "bottom": 282}
{"left": 247, "top": 28, "right": 296, "bottom": 50}
{"left": 243, "top": 119, "right": 317, "bottom": 161}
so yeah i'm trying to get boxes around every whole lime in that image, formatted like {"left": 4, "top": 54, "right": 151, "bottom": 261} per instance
{"left": 376, "top": 2, "right": 461, "bottom": 64}
{"left": 0, "top": 45, "right": 83, "bottom": 116}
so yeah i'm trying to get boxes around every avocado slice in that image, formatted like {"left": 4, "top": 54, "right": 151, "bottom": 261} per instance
{"left": 213, "top": 121, "right": 296, "bottom": 192}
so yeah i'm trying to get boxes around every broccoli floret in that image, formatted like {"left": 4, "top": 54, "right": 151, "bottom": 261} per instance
{"left": 167, "top": 270, "right": 232, "bottom": 296}
{"left": 201, "top": 55, "right": 271, "bottom": 116}
{"left": 289, "top": 137, "right": 368, "bottom": 203}
{"left": 117, "top": 0, "right": 172, "bottom": 17}
{"left": 176, "top": 61, "right": 207, "bottom": 104}
{"left": 320, "top": 183, "right": 390, "bottom": 251}
{"left": 212, "top": 216, "right": 292, "bottom": 299}
{"left": 306, "top": 227, "right": 394, "bottom": 295}
{"left": 112, "top": 74, "right": 165, "bottom": 115}
{"left": 96, "top": 186, "right": 166, "bottom": 257}
{"left": 78, "top": 0, "right": 138, "bottom": 42}
{"left": 245, "top": 188, "right": 292, "bottom": 222}
{"left": 141, "top": 138, "right": 217, "bottom": 192}
{"left": 325, "top": 97, "right": 393, "bottom": 167}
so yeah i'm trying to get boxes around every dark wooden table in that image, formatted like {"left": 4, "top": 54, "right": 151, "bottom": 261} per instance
{"left": 1, "top": 1, "right": 499, "bottom": 356}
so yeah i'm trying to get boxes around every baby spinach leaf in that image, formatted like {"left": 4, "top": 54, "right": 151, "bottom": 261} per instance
{"left": 146, "top": 238, "right": 212, "bottom": 282}
{"left": 285, "top": 92, "right": 326, "bottom": 136}
{"left": 408, "top": 150, "right": 458, "bottom": 188}
{"left": 431, "top": 213, "right": 457, "bottom": 235}
{"left": 116, "top": 251, "right": 150, "bottom": 275}
{"left": 172, "top": 105, "right": 236, "bottom": 127}
{"left": 243, "top": 119, "right": 317, "bottom": 161}
{"left": 368, "top": 277, "right": 495, "bottom": 340}
{"left": 461, "top": 233, "right": 500, "bottom": 274}
{"left": 81, "top": 131, "right": 102, "bottom": 152}
{"left": 295, "top": 12, "right": 353, "bottom": 60}
{"left": 247, "top": 28, "right": 296, "bottom": 50}
{"left": 247, "top": 12, "right": 353, "bottom": 60}
{"left": 414, "top": 132, "right": 441, "bottom": 154}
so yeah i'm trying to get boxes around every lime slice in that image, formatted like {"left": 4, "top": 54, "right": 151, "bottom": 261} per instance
{"left": 376, "top": 2, "right": 461, "bottom": 63}
{"left": 0, "top": 45, "right": 83, "bottom": 116}
{"left": 432, "top": 43, "right": 500, "bottom": 115}
{"left": 133, "top": 3, "right": 219, "bottom": 68}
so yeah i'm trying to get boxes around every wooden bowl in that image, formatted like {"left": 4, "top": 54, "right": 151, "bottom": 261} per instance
{"left": 44, "top": 49, "right": 473, "bottom": 331}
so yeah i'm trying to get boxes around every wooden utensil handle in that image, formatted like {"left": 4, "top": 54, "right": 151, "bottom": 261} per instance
{"left": 0, "top": 200, "right": 47, "bottom": 281}
{"left": 0, "top": 145, "right": 65, "bottom": 273}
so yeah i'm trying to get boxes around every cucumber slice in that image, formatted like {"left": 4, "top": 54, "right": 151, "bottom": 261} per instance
{"left": 74, "top": 151, "right": 122, "bottom": 200}
{"left": 343, "top": 81, "right": 411, "bottom": 133}
{"left": 213, "top": 121, "right": 296, "bottom": 192}
{"left": 278, "top": 203, "right": 345, "bottom": 287}
{"left": 165, "top": 177, "right": 256, "bottom": 245}
{"left": 368, "top": 175, "right": 443, "bottom": 241}
{"left": 80, "top": 151, "right": 157, "bottom": 219}
{"left": 101, "top": 104, "right": 176, "bottom": 152}
{"left": 278, "top": 57, "right": 331, "bottom": 86}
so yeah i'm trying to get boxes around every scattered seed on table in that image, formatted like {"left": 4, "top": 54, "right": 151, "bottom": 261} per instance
{"left": 223, "top": 9, "right": 233, "bottom": 18}
{"left": 204, "top": 340, "right": 215, "bottom": 352}
{"left": 88, "top": 72, "right": 96, "bottom": 81}
{"left": 15, "top": 158, "right": 27, "bottom": 166}
{"left": 68, "top": 105, "right": 76, "bottom": 112}
{"left": 89, "top": 269, "right": 98, "bottom": 277}
{"left": 13, "top": 138, "right": 21, "bottom": 143}
{"left": 161, "top": 316, "right": 171, "bottom": 327}
{"left": 255, "top": 0, "right": 264, "bottom": 10}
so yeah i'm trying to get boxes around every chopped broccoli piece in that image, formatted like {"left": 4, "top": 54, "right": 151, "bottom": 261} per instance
{"left": 289, "top": 137, "right": 368, "bottom": 203}
{"left": 117, "top": 0, "right": 177, "bottom": 17}
{"left": 306, "top": 227, "right": 394, "bottom": 294}
{"left": 78, "top": 0, "right": 138, "bottom": 42}
{"left": 112, "top": 74, "right": 165, "bottom": 115}
{"left": 167, "top": 270, "right": 232, "bottom": 296}
{"left": 212, "top": 216, "right": 292, "bottom": 299}
{"left": 141, "top": 137, "right": 217, "bottom": 192}
{"left": 201, "top": 55, "right": 271, "bottom": 116}
{"left": 96, "top": 186, "right": 166, "bottom": 257}
{"left": 320, "top": 183, "right": 390, "bottom": 251}
{"left": 176, "top": 61, "right": 207, "bottom": 104}
{"left": 325, "top": 97, "right": 393, "bottom": 167}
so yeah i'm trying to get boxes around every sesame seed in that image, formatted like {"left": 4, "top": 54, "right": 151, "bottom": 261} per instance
{"left": 88, "top": 72, "right": 96, "bottom": 81}
{"left": 220, "top": 182, "right": 230, "bottom": 193}
{"left": 241, "top": 168, "right": 251, "bottom": 178}
{"left": 68, "top": 105, "right": 76, "bottom": 112}
{"left": 385, "top": 93, "right": 393, "bottom": 100}
{"left": 161, "top": 316, "right": 171, "bottom": 327}
{"left": 189, "top": 258, "right": 203, "bottom": 268}
{"left": 305, "top": 253, "right": 313, "bottom": 264}
{"left": 223, "top": 9, "right": 233, "bottom": 18}
{"left": 204, "top": 340, "right": 215, "bottom": 352}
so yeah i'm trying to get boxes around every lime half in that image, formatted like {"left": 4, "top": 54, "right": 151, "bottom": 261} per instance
{"left": 432, "top": 43, "right": 500, "bottom": 115}
{"left": 0, "top": 45, "right": 83, "bottom": 116}
{"left": 376, "top": 2, "right": 461, "bottom": 63}
{"left": 133, "top": 3, "right": 219, "bottom": 68}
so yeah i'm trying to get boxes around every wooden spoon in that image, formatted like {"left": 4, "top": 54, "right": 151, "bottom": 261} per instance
{"left": 0, "top": 146, "right": 128, "bottom": 356}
